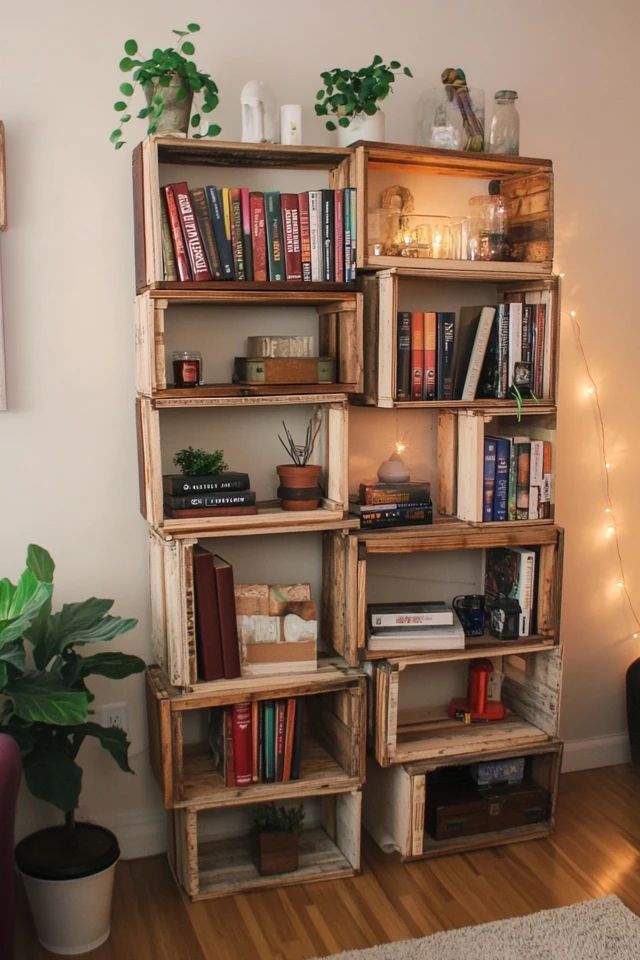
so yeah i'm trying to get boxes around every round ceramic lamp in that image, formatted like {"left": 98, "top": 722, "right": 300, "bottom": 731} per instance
{"left": 377, "top": 449, "right": 410, "bottom": 483}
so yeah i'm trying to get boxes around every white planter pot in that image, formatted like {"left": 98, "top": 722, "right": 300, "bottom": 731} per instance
{"left": 20, "top": 860, "right": 118, "bottom": 954}
{"left": 337, "top": 110, "right": 386, "bottom": 147}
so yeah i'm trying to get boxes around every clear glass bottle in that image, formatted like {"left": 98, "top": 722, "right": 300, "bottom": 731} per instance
{"left": 468, "top": 181, "right": 510, "bottom": 261}
{"left": 488, "top": 90, "right": 519, "bottom": 155}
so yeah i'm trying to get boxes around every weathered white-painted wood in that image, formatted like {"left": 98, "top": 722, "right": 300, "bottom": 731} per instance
{"left": 376, "top": 272, "right": 396, "bottom": 408}
{"left": 456, "top": 411, "right": 484, "bottom": 522}
{"left": 335, "top": 790, "right": 362, "bottom": 870}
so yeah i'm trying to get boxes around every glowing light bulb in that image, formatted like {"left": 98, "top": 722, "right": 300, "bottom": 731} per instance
{"left": 605, "top": 462, "right": 612, "bottom": 470}
{"left": 395, "top": 440, "right": 407, "bottom": 456}
{"left": 585, "top": 385, "right": 595, "bottom": 396}
{"left": 607, "top": 525, "right": 615, "bottom": 536}
{"left": 570, "top": 310, "right": 576, "bottom": 318}
{"left": 617, "top": 581, "right": 625, "bottom": 589}
{"left": 633, "top": 633, "right": 639, "bottom": 639}
{"left": 559, "top": 272, "right": 566, "bottom": 278}
{"left": 604, "top": 507, "right": 612, "bottom": 513}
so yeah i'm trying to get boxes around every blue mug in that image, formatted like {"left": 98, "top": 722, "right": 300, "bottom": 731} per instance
{"left": 452, "top": 595, "right": 485, "bottom": 637}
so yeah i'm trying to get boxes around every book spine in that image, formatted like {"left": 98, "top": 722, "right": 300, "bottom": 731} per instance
{"left": 251, "top": 700, "right": 259, "bottom": 782}
{"left": 539, "top": 296, "right": 551, "bottom": 398}
{"left": 262, "top": 700, "right": 275, "bottom": 783}
{"left": 171, "top": 181, "right": 212, "bottom": 281}
{"left": 264, "top": 191, "right": 285, "bottom": 281}
{"left": 275, "top": 699, "right": 286, "bottom": 781}
{"left": 165, "top": 491, "right": 256, "bottom": 509}
{"left": 349, "top": 187, "right": 357, "bottom": 279}
{"left": 321, "top": 189, "right": 335, "bottom": 281}
{"left": 423, "top": 311, "right": 437, "bottom": 401}
{"left": 410, "top": 311, "right": 424, "bottom": 401}
{"left": 257, "top": 700, "right": 264, "bottom": 782}
{"left": 540, "top": 440, "right": 553, "bottom": 519}
{"left": 214, "top": 560, "right": 242, "bottom": 679}
{"left": 291, "top": 698, "right": 304, "bottom": 780}
{"left": 240, "top": 187, "right": 253, "bottom": 281}
{"left": 534, "top": 303, "right": 546, "bottom": 398}
{"left": 343, "top": 188, "right": 353, "bottom": 283}
{"left": 496, "top": 304, "right": 510, "bottom": 399}
{"left": 160, "top": 191, "right": 178, "bottom": 281}
{"left": 483, "top": 437, "right": 497, "bottom": 522}
{"left": 280, "top": 193, "right": 303, "bottom": 281}
{"left": 518, "top": 552, "right": 535, "bottom": 635}
{"left": 163, "top": 472, "right": 251, "bottom": 495}
{"left": 308, "top": 191, "right": 322, "bottom": 281}
{"left": 515, "top": 441, "right": 531, "bottom": 520}
{"left": 477, "top": 317, "right": 499, "bottom": 398}
{"left": 298, "top": 192, "right": 312, "bottom": 282}
{"left": 231, "top": 702, "right": 252, "bottom": 786}
{"left": 359, "top": 484, "right": 431, "bottom": 505}
{"left": 192, "top": 547, "right": 224, "bottom": 682}
{"left": 396, "top": 312, "right": 412, "bottom": 401}
{"left": 224, "top": 709, "right": 235, "bottom": 787}
{"left": 205, "top": 186, "right": 235, "bottom": 279}
{"left": 492, "top": 437, "right": 511, "bottom": 522}
{"left": 461, "top": 306, "right": 496, "bottom": 400}
{"left": 436, "top": 312, "right": 455, "bottom": 401}
{"left": 282, "top": 697, "right": 296, "bottom": 782}
{"left": 164, "top": 505, "right": 258, "bottom": 519}
{"left": 334, "top": 189, "right": 344, "bottom": 283}
{"left": 249, "top": 192, "right": 268, "bottom": 282}
{"left": 358, "top": 503, "right": 433, "bottom": 528}
{"left": 507, "top": 442, "right": 518, "bottom": 521}
{"left": 522, "top": 304, "right": 535, "bottom": 364}
{"left": 190, "top": 187, "right": 222, "bottom": 280}
{"left": 163, "top": 185, "right": 192, "bottom": 281}
{"left": 507, "top": 302, "right": 522, "bottom": 389}
{"left": 528, "top": 439, "right": 544, "bottom": 519}
{"left": 229, "top": 187, "right": 246, "bottom": 280}
{"left": 370, "top": 612, "right": 453, "bottom": 628}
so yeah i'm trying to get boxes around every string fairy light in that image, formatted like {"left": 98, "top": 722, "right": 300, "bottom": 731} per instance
{"left": 571, "top": 307, "right": 640, "bottom": 637}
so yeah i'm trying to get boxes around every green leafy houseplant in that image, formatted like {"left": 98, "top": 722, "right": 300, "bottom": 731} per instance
{"left": 0, "top": 544, "right": 145, "bottom": 825}
{"left": 250, "top": 803, "right": 305, "bottom": 835}
{"left": 110, "top": 23, "right": 221, "bottom": 150}
{"left": 173, "top": 446, "right": 228, "bottom": 476}
{"left": 315, "top": 55, "right": 413, "bottom": 130}
{"left": 250, "top": 803, "right": 305, "bottom": 875}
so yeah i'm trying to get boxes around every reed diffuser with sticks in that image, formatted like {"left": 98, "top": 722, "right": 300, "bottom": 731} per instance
{"left": 276, "top": 414, "right": 323, "bottom": 511}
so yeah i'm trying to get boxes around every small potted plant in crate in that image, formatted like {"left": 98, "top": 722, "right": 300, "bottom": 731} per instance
{"left": 251, "top": 803, "right": 305, "bottom": 875}
{"left": 276, "top": 416, "right": 322, "bottom": 511}
{"left": 315, "top": 55, "right": 412, "bottom": 146}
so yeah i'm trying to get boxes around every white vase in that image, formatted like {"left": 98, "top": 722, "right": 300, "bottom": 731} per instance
{"left": 337, "top": 110, "right": 386, "bottom": 147}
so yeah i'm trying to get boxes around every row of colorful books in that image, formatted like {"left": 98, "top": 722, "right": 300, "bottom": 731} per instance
{"left": 350, "top": 479, "right": 433, "bottom": 530}
{"left": 209, "top": 697, "right": 305, "bottom": 788}
{"left": 161, "top": 182, "right": 357, "bottom": 284}
{"left": 483, "top": 435, "right": 552, "bottom": 522}
{"left": 396, "top": 298, "right": 550, "bottom": 403}
{"left": 162, "top": 470, "right": 256, "bottom": 520}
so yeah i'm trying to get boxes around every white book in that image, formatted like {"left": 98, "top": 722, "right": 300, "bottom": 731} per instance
{"left": 369, "top": 603, "right": 453, "bottom": 629}
{"left": 511, "top": 547, "right": 536, "bottom": 636}
{"left": 461, "top": 305, "right": 496, "bottom": 400}
{"left": 507, "top": 301, "right": 523, "bottom": 389}
{"left": 368, "top": 612, "right": 465, "bottom": 651}
{"left": 529, "top": 439, "right": 544, "bottom": 519}
{"left": 308, "top": 190, "right": 322, "bottom": 282}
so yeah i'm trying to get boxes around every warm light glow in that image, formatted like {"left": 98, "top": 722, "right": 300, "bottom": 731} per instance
{"left": 605, "top": 462, "right": 612, "bottom": 469}
{"left": 617, "top": 581, "right": 625, "bottom": 589}
{"left": 559, "top": 272, "right": 566, "bottom": 278}
{"left": 607, "top": 525, "right": 616, "bottom": 536}
{"left": 633, "top": 633, "right": 639, "bottom": 639}
{"left": 604, "top": 507, "right": 612, "bottom": 513}
{"left": 585, "top": 385, "right": 595, "bottom": 396}
{"left": 395, "top": 440, "right": 407, "bottom": 455}
{"left": 570, "top": 310, "right": 577, "bottom": 317}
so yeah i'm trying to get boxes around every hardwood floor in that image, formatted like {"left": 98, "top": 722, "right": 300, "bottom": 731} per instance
{"left": 15, "top": 764, "right": 640, "bottom": 960}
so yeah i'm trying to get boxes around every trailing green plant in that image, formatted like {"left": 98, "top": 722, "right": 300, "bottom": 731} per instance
{"left": 0, "top": 545, "right": 145, "bottom": 826}
{"left": 173, "top": 446, "right": 228, "bottom": 476}
{"left": 277, "top": 416, "right": 321, "bottom": 467}
{"left": 110, "top": 23, "right": 221, "bottom": 149}
{"left": 250, "top": 803, "right": 305, "bottom": 834}
{"left": 315, "top": 55, "right": 413, "bottom": 130}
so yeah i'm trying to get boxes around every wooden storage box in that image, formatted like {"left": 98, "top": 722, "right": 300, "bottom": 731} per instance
{"left": 426, "top": 779, "right": 548, "bottom": 840}
{"left": 356, "top": 272, "right": 559, "bottom": 410}
{"left": 145, "top": 664, "right": 366, "bottom": 809}
{"left": 133, "top": 137, "right": 354, "bottom": 293}
{"left": 323, "top": 524, "right": 563, "bottom": 667}
{"left": 135, "top": 289, "right": 363, "bottom": 399}
{"left": 350, "top": 143, "right": 553, "bottom": 274}
{"left": 372, "top": 645, "right": 562, "bottom": 767}
{"left": 168, "top": 789, "right": 362, "bottom": 900}
{"left": 364, "top": 740, "right": 562, "bottom": 859}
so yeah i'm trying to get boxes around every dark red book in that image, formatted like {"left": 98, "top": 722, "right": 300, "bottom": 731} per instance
{"left": 291, "top": 698, "right": 304, "bottom": 780}
{"left": 192, "top": 545, "right": 224, "bottom": 682}
{"left": 167, "top": 181, "right": 212, "bottom": 281}
{"left": 212, "top": 555, "right": 241, "bottom": 679}
{"left": 228, "top": 188, "right": 246, "bottom": 280}
{"left": 224, "top": 709, "right": 235, "bottom": 787}
{"left": 298, "top": 192, "right": 312, "bottom": 281}
{"left": 282, "top": 698, "right": 297, "bottom": 782}
{"left": 251, "top": 700, "right": 259, "bottom": 782}
{"left": 280, "top": 194, "right": 303, "bottom": 281}
{"left": 163, "top": 185, "right": 192, "bottom": 281}
{"left": 250, "top": 192, "right": 268, "bottom": 282}
{"left": 334, "top": 190, "right": 344, "bottom": 283}
{"left": 410, "top": 311, "right": 424, "bottom": 401}
{"left": 231, "top": 702, "right": 253, "bottom": 786}
{"left": 275, "top": 699, "right": 286, "bottom": 781}
{"left": 163, "top": 505, "right": 258, "bottom": 519}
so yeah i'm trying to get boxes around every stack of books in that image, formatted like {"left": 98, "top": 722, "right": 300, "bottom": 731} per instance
{"left": 367, "top": 602, "right": 465, "bottom": 652}
{"left": 350, "top": 479, "right": 433, "bottom": 529}
{"left": 163, "top": 470, "right": 258, "bottom": 520}
{"left": 483, "top": 434, "right": 553, "bottom": 522}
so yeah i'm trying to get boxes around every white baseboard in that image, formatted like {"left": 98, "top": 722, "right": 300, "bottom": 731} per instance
{"left": 561, "top": 733, "right": 631, "bottom": 772}
{"left": 96, "top": 806, "right": 167, "bottom": 860}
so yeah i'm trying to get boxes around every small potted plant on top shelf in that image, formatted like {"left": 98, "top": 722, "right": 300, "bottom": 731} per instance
{"left": 1, "top": 544, "right": 144, "bottom": 955}
{"left": 315, "top": 55, "right": 413, "bottom": 147}
{"left": 110, "top": 23, "right": 221, "bottom": 150}
{"left": 276, "top": 416, "right": 322, "bottom": 511}
{"left": 250, "top": 803, "right": 305, "bottom": 875}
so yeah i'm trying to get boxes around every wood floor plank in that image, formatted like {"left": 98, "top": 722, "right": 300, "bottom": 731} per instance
{"left": 15, "top": 764, "right": 640, "bottom": 960}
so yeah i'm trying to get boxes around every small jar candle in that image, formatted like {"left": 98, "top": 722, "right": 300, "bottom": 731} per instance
{"left": 172, "top": 351, "right": 202, "bottom": 388}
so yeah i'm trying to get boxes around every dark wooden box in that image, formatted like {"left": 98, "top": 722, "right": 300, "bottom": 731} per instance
{"left": 426, "top": 780, "right": 549, "bottom": 841}
{"left": 253, "top": 831, "right": 299, "bottom": 876}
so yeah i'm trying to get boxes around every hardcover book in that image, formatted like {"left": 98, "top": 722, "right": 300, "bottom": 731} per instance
{"left": 369, "top": 602, "right": 453, "bottom": 628}
{"left": 164, "top": 490, "right": 256, "bottom": 509}
{"left": 456, "top": 305, "right": 496, "bottom": 400}
{"left": 368, "top": 611, "right": 465, "bottom": 651}
{"left": 228, "top": 187, "right": 246, "bottom": 280}
{"left": 190, "top": 187, "right": 222, "bottom": 280}
{"left": 192, "top": 544, "right": 224, "bottom": 682}
{"left": 483, "top": 437, "right": 497, "bottom": 522}
{"left": 240, "top": 187, "right": 253, "bottom": 281}
{"left": 231, "top": 702, "right": 253, "bottom": 786}
{"left": 298, "top": 192, "right": 312, "bottom": 281}
{"left": 168, "top": 181, "right": 212, "bottom": 281}
{"left": 163, "top": 505, "right": 258, "bottom": 519}
{"left": 163, "top": 185, "right": 192, "bottom": 281}
{"left": 351, "top": 501, "right": 433, "bottom": 529}
{"left": 396, "top": 312, "right": 411, "bottom": 401}
{"left": 162, "top": 471, "right": 251, "bottom": 496}
{"left": 334, "top": 189, "right": 344, "bottom": 283}
{"left": 249, "top": 191, "right": 268, "bottom": 282}
{"left": 410, "top": 311, "right": 424, "bottom": 401}
{"left": 280, "top": 194, "right": 303, "bottom": 281}
{"left": 491, "top": 436, "right": 511, "bottom": 522}
{"left": 205, "top": 185, "right": 235, "bottom": 279}
{"left": 423, "top": 311, "right": 437, "bottom": 401}
{"left": 264, "top": 191, "right": 285, "bottom": 281}
{"left": 212, "top": 554, "right": 241, "bottom": 679}
{"left": 358, "top": 480, "right": 431, "bottom": 505}
{"left": 485, "top": 546, "right": 536, "bottom": 636}
{"left": 436, "top": 312, "right": 455, "bottom": 400}
{"left": 321, "top": 189, "right": 335, "bottom": 281}
{"left": 160, "top": 191, "right": 178, "bottom": 281}
{"left": 308, "top": 190, "right": 322, "bottom": 282}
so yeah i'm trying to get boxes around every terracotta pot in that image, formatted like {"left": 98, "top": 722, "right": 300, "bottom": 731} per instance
{"left": 253, "top": 831, "right": 299, "bottom": 876}
{"left": 144, "top": 74, "right": 193, "bottom": 136}
{"left": 276, "top": 464, "right": 322, "bottom": 511}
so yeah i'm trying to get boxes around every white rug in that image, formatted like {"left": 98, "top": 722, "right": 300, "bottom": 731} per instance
{"left": 314, "top": 897, "right": 640, "bottom": 960}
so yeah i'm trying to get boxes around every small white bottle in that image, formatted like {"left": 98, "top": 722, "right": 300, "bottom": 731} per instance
{"left": 488, "top": 90, "right": 520, "bottom": 155}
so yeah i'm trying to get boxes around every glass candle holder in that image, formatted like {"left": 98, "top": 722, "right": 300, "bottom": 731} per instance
{"left": 369, "top": 211, "right": 470, "bottom": 260}
{"left": 172, "top": 350, "right": 202, "bottom": 388}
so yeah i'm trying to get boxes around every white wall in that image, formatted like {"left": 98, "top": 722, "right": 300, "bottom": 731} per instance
{"left": 1, "top": 0, "right": 638, "bottom": 856}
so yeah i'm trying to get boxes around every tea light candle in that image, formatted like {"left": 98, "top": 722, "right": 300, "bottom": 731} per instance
{"left": 172, "top": 351, "right": 202, "bottom": 388}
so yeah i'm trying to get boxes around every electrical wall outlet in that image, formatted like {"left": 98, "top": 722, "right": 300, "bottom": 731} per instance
{"left": 97, "top": 701, "right": 129, "bottom": 734}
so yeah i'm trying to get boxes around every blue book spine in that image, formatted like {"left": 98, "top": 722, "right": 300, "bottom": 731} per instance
{"left": 205, "top": 186, "right": 235, "bottom": 279}
{"left": 483, "top": 438, "right": 497, "bottom": 522}
{"left": 263, "top": 700, "right": 275, "bottom": 783}
{"left": 492, "top": 437, "right": 511, "bottom": 521}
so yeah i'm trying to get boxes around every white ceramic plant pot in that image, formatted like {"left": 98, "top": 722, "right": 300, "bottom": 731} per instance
{"left": 337, "top": 110, "right": 386, "bottom": 147}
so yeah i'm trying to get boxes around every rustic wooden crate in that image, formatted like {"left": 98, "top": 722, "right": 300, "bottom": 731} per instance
{"left": 364, "top": 740, "right": 562, "bottom": 859}
{"left": 167, "top": 789, "right": 361, "bottom": 900}
{"left": 349, "top": 143, "right": 553, "bottom": 274}
{"left": 323, "top": 524, "right": 563, "bottom": 668}
{"left": 356, "top": 272, "right": 560, "bottom": 410}
{"left": 372, "top": 645, "right": 562, "bottom": 767}
{"left": 135, "top": 289, "right": 363, "bottom": 399}
{"left": 133, "top": 137, "right": 354, "bottom": 294}
{"left": 137, "top": 395, "right": 350, "bottom": 536}
{"left": 145, "top": 663, "right": 366, "bottom": 809}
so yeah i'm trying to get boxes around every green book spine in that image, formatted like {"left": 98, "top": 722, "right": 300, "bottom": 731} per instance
{"left": 264, "top": 192, "right": 285, "bottom": 281}
{"left": 263, "top": 699, "right": 275, "bottom": 782}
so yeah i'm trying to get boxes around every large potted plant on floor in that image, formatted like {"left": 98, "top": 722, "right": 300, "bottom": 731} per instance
{"left": 0, "top": 544, "right": 145, "bottom": 955}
